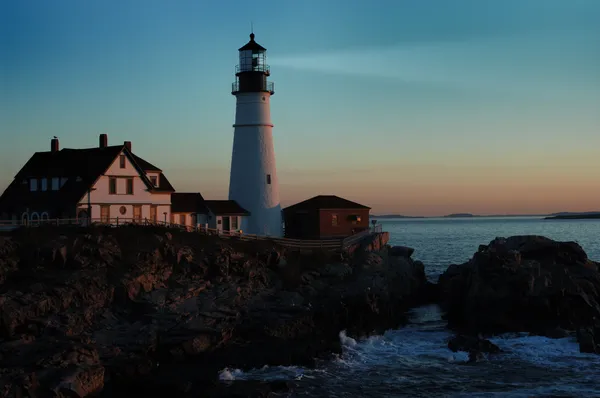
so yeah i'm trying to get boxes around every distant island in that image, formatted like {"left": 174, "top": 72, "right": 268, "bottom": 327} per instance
{"left": 544, "top": 212, "right": 600, "bottom": 220}
{"left": 373, "top": 213, "right": 546, "bottom": 219}
{"left": 373, "top": 211, "right": 600, "bottom": 220}
{"left": 373, "top": 214, "right": 426, "bottom": 219}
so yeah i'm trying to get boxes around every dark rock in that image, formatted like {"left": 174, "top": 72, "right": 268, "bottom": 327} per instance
{"left": 0, "top": 226, "right": 427, "bottom": 396}
{"left": 438, "top": 235, "right": 600, "bottom": 339}
{"left": 389, "top": 246, "right": 414, "bottom": 258}
{"left": 577, "top": 325, "right": 600, "bottom": 354}
{"left": 448, "top": 334, "right": 501, "bottom": 354}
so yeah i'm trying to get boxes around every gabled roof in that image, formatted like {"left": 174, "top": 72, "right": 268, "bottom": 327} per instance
{"left": 238, "top": 33, "right": 266, "bottom": 52}
{"left": 171, "top": 192, "right": 208, "bottom": 213}
{"left": 204, "top": 200, "right": 250, "bottom": 216}
{"left": 153, "top": 174, "right": 175, "bottom": 192}
{"left": 283, "top": 195, "right": 371, "bottom": 212}
{"left": 0, "top": 144, "right": 175, "bottom": 212}
{"left": 131, "top": 154, "right": 161, "bottom": 172}
{"left": 131, "top": 153, "right": 175, "bottom": 192}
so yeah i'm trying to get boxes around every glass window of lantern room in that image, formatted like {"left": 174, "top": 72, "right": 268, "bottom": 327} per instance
{"left": 240, "top": 50, "right": 252, "bottom": 72}
{"left": 252, "top": 50, "right": 265, "bottom": 71}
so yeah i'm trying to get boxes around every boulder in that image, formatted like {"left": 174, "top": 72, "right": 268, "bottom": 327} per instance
{"left": 438, "top": 236, "right": 600, "bottom": 337}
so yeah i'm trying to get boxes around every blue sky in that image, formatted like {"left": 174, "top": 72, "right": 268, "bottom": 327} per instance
{"left": 1, "top": 0, "right": 599, "bottom": 215}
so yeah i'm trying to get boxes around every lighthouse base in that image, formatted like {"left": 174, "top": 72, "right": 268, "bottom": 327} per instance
{"left": 239, "top": 204, "right": 283, "bottom": 237}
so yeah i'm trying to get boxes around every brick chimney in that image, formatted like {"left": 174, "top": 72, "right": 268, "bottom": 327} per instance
{"left": 51, "top": 137, "right": 59, "bottom": 152}
{"left": 99, "top": 133, "right": 108, "bottom": 148}
{"left": 124, "top": 141, "right": 132, "bottom": 152}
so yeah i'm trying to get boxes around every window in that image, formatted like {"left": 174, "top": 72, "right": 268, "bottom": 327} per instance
{"left": 331, "top": 214, "right": 338, "bottom": 226}
{"left": 40, "top": 178, "right": 48, "bottom": 191}
{"left": 266, "top": 174, "right": 271, "bottom": 184}
{"left": 126, "top": 178, "right": 133, "bottom": 194}
{"left": 231, "top": 216, "right": 238, "bottom": 230}
{"left": 348, "top": 214, "right": 361, "bottom": 225}
{"left": 119, "top": 155, "right": 126, "bottom": 168}
{"left": 30, "top": 179, "right": 38, "bottom": 191}
{"left": 150, "top": 176, "right": 157, "bottom": 186}
{"left": 51, "top": 177, "right": 59, "bottom": 190}
{"left": 109, "top": 178, "right": 117, "bottom": 194}
{"left": 179, "top": 214, "right": 186, "bottom": 225}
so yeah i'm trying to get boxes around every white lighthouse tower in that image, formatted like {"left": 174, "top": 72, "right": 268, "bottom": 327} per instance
{"left": 229, "top": 33, "right": 283, "bottom": 237}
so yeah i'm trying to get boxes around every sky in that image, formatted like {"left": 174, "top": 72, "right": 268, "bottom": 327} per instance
{"left": 1, "top": 0, "right": 599, "bottom": 216}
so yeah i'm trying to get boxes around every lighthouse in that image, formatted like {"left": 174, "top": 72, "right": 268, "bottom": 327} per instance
{"left": 229, "top": 33, "right": 283, "bottom": 237}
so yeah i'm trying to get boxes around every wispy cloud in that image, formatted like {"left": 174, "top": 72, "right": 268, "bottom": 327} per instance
{"left": 270, "top": 28, "right": 599, "bottom": 96}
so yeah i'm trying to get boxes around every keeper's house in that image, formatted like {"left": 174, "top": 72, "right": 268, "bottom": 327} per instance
{"left": 0, "top": 134, "right": 249, "bottom": 231}
{"left": 282, "top": 195, "right": 371, "bottom": 239}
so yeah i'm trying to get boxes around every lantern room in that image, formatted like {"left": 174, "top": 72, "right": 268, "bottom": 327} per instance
{"left": 232, "top": 33, "right": 274, "bottom": 95}
{"left": 236, "top": 33, "right": 270, "bottom": 75}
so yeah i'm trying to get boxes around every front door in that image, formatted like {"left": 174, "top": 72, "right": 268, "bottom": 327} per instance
{"left": 222, "top": 216, "right": 230, "bottom": 233}
{"left": 133, "top": 205, "right": 142, "bottom": 223}
{"left": 100, "top": 205, "right": 110, "bottom": 223}
{"left": 150, "top": 206, "right": 157, "bottom": 223}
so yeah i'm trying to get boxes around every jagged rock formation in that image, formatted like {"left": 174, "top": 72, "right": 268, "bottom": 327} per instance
{"left": 0, "top": 226, "right": 429, "bottom": 397}
{"left": 438, "top": 235, "right": 600, "bottom": 354}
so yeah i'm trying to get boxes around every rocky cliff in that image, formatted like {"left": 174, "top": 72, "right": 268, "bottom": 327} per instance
{"left": 0, "top": 225, "right": 430, "bottom": 397}
{"left": 438, "top": 235, "right": 600, "bottom": 355}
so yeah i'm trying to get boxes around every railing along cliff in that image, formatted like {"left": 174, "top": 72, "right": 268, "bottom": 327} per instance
{"left": 0, "top": 217, "right": 383, "bottom": 251}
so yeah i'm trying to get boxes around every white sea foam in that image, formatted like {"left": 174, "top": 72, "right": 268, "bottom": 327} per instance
{"left": 217, "top": 304, "right": 600, "bottom": 396}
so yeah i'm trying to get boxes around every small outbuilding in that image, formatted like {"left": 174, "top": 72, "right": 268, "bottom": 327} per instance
{"left": 282, "top": 195, "right": 371, "bottom": 239}
{"left": 170, "top": 192, "right": 249, "bottom": 234}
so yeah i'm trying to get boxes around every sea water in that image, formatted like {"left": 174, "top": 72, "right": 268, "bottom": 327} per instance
{"left": 219, "top": 217, "right": 600, "bottom": 397}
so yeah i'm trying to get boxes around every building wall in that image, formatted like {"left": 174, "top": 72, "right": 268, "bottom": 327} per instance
{"left": 82, "top": 203, "right": 171, "bottom": 223}
{"left": 283, "top": 209, "right": 320, "bottom": 239}
{"left": 318, "top": 208, "right": 370, "bottom": 238}
{"left": 171, "top": 212, "right": 209, "bottom": 228}
{"left": 79, "top": 150, "right": 171, "bottom": 221}
{"left": 207, "top": 212, "right": 244, "bottom": 233}
{"left": 228, "top": 91, "right": 282, "bottom": 237}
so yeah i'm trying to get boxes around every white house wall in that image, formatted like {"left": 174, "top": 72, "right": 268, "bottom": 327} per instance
{"left": 78, "top": 150, "right": 171, "bottom": 221}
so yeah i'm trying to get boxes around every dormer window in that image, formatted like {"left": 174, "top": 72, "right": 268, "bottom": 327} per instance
{"left": 30, "top": 178, "right": 38, "bottom": 191}
{"left": 119, "top": 155, "right": 126, "bottom": 168}
{"left": 51, "top": 177, "right": 59, "bottom": 190}
{"left": 41, "top": 178, "right": 48, "bottom": 191}
{"left": 150, "top": 176, "right": 158, "bottom": 186}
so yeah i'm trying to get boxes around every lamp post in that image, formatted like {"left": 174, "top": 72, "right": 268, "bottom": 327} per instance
{"left": 371, "top": 219, "right": 377, "bottom": 232}
{"left": 163, "top": 212, "right": 167, "bottom": 225}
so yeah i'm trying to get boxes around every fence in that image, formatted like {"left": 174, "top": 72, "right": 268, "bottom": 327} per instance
{"left": 0, "top": 217, "right": 383, "bottom": 251}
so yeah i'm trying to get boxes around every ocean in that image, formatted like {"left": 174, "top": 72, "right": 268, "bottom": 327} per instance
{"left": 219, "top": 216, "right": 600, "bottom": 397}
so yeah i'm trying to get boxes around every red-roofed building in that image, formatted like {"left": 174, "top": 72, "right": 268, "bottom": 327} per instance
{"left": 282, "top": 195, "right": 371, "bottom": 239}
